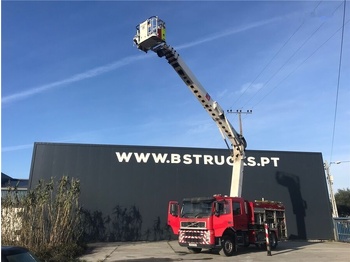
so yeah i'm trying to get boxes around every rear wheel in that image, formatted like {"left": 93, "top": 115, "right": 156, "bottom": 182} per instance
{"left": 219, "top": 235, "right": 237, "bottom": 256}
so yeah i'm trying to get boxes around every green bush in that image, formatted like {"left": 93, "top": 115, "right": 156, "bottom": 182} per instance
{"left": 1, "top": 176, "right": 85, "bottom": 261}
{"left": 335, "top": 188, "right": 350, "bottom": 217}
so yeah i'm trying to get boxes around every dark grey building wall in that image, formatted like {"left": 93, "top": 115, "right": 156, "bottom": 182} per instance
{"left": 29, "top": 142, "right": 333, "bottom": 241}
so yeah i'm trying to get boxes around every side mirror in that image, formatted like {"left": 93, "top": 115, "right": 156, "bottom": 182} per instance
{"left": 170, "top": 203, "right": 178, "bottom": 216}
{"left": 214, "top": 202, "right": 220, "bottom": 217}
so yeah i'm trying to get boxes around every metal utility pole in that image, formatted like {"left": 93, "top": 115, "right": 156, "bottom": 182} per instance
{"left": 227, "top": 109, "right": 252, "bottom": 136}
{"left": 324, "top": 161, "right": 338, "bottom": 218}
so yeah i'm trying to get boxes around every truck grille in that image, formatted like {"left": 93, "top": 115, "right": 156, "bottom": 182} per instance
{"left": 180, "top": 221, "right": 206, "bottom": 229}
{"left": 179, "top": 229, "right": 210, "bottom": 245}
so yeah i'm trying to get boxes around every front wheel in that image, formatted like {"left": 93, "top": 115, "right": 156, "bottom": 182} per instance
{"left": 219, "top": 235, "right": 237, "bottom": 256}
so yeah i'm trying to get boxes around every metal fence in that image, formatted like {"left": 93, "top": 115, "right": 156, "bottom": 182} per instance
{"left": 334, "top": 218, "right": 350, "bottom": 242}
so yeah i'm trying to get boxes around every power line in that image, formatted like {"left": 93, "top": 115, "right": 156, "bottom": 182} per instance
{"left": 242, "top": 2, "right": 344, "bottom": 109}
{"left": 251, "top": 18, "right": 350, "bottom": 109}
{"left": 230, "top": 1, "right": 323, "bottom": 109}
{"left": 330, "top": 0, "right": 347, "bottom": 163}
{"left": 230, "top": 14, "right": 309, "bottom": 108}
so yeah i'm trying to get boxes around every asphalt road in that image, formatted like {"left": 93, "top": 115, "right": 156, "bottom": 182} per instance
{"left": 79, "top": 240, "right": 350, "bottom": 262}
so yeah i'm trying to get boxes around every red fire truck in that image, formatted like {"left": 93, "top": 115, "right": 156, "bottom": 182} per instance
{"left": 133, "top": 17, "right": 287, "bottom": 256}
{"left": 167, "top": 194, "right": 287, "bottom": 256}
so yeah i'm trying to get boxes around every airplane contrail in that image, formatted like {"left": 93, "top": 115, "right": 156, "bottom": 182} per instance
{"left": 2, "top": 54, "right": 146, "bottom": 105}
{"left": 176, "top": 16, "right": 281, "bottom": 50}
{"left": 2, "top": 17, "right": 281, "bottom": 105}
{"left": 2, "top": 144, "right": 33, "bottom": 152}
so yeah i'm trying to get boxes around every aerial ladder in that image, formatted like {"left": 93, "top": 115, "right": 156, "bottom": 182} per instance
{"left": 133, "top": 16, "right": 247, "bottom": 197}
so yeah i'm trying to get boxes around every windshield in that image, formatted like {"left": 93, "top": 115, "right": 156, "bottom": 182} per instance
{"left": 181, "top": 201, "right": 213, "bottom": 218}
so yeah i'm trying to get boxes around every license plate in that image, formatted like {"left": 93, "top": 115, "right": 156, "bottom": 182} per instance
{"left": 189, "top": 243, "right": 197, "bottom": 247}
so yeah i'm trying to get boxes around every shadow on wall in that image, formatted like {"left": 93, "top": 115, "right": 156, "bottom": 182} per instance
{"left": 80, "top": 204, "right": 172, "bottom": 242}
{"left": 276, "top": 171, "right": 307, "bottom": 240}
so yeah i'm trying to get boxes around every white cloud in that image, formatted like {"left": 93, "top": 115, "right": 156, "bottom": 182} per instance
{"left": 239, "top": 82, "right": 264, "bottom": 94}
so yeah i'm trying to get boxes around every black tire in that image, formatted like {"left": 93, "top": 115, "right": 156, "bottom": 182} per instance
{"left": 219, "top": 235, "right": 237, "bottom": 256}
{"left": 269, "top": 232, "right": 278, "bottom": 249}
{"left": 187, "top": 247, "right": 202, "bottom": 253}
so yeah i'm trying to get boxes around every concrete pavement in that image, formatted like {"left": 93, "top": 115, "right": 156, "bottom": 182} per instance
{"left": 79, "top": 240, "right": 350, "bottom": 262}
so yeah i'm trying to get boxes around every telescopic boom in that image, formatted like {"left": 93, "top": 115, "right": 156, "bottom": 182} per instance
{"left": 133, "top": 16, "right": 247, "bottom": 197}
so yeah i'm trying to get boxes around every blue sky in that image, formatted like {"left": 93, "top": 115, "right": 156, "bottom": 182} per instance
{"left": 2, "top": 1, "right": 349, "bottom": 192}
